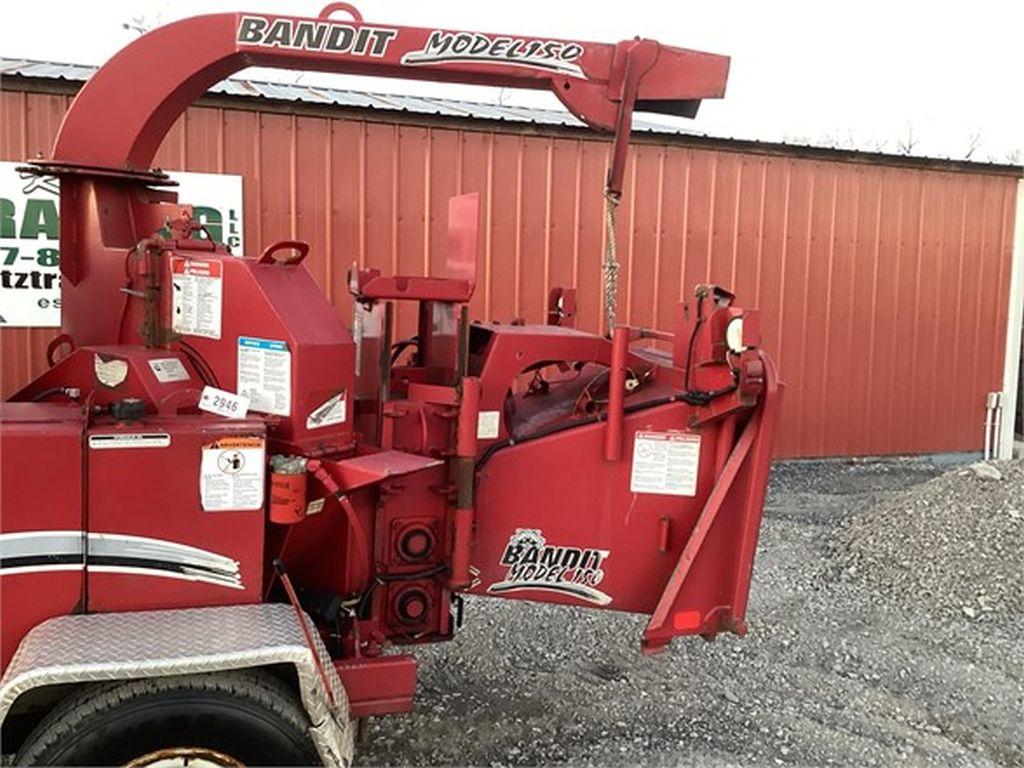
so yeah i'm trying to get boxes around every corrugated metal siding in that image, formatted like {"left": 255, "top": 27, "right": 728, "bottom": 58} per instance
{"left": 0, "top": 88, "right": 1017, "bottom": 457}
{"left": 0, "top": 57, "right": 697, "bottom": 136}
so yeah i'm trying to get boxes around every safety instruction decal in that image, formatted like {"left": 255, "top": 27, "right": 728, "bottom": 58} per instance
{"left": 200, "top": 436, "right": 265, "bottom": 512}
{"left": 148, "top": 357, "right": 191, "bottom": 383}
{"left": 477, "top": 410, "right": 500, "bottom": 439}
{"left": 171, "top": 257, "right": 223, "bottom": 339}
{"left": 306, "top": 391, "right": 346, "bottom": 430}
{"left": 630, "top": 430, "right": 701, "bottom": 497}
{"left": 237, "top": 336, "right": 291, "bottom": 417}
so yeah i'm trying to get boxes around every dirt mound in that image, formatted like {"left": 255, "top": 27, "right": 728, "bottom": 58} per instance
{"left": 839, "top": 459, "right": 1024, "bottom": 621}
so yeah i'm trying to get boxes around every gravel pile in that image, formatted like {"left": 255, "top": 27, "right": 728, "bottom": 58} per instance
{"left": 838, "top": 460, "right": 1024, "bottom": 621}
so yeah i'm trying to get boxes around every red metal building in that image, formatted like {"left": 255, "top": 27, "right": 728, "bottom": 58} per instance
{"left": 1, "top": 59, "right": 1021, "bottom": 458}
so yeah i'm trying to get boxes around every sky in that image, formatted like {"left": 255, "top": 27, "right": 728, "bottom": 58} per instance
{"left": 2, "top": 0, "right": 1021, "bottom": 163}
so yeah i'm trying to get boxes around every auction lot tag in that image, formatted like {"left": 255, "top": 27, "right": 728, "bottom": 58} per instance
{"left": 200, "top": 436, "right": 265, "bottom": 511}
{"left": 199, "top": 385, "right": 249, "bottom": 419}
{"left": 630, "top": 430, "right": 701, "bottom": 496}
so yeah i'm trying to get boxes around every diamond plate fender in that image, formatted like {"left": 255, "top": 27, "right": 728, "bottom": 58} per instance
{"left": 0, "top": 603, "right": 354, "bottom": 767}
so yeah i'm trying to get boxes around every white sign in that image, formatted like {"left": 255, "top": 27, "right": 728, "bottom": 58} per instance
{"left": 199, "top": 385, "right": 250, "bottom": 419}
{"left": 0, "top": 162, "right": 244, "bottom": 327}
{"left": 148, "top": 357, "right": 191, "bottom": 383}
{"left": 630, "top": 430, "right": 702, "bottom": 497}
{"left": 170, "top": 257, "right": 223, "bottom": 339}
{"left": 89, "top": 433, "right": 171, "bottom": 450}
{"left": 200, "top": 436, "right": 265, "bottom": 512}
{"left": 173, "top": 171, "right": 245, "bottom": 255}
{"left": 237, "top": 336, "right": 292, "bottom": 417}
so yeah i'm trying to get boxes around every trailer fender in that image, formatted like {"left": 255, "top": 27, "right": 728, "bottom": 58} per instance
{"left": 0, "top": 603, "right": 353, "bottom": 767}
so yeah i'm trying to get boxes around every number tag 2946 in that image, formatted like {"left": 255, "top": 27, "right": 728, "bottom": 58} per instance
{"left": 199, "top": 385, "right": 250, "bottom": 419}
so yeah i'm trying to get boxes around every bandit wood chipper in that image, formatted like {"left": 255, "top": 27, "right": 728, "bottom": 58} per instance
{"left": 0, "top": 5, "right": 780, "bottom": 765}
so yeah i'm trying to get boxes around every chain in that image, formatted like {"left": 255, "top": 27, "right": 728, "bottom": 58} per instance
{"left": 602, "top": 188, "right": 621, "bottom": 334}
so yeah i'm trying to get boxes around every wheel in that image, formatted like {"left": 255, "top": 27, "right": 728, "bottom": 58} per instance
{"left": 14, "top": 670, "right": 322, "bottom": 767}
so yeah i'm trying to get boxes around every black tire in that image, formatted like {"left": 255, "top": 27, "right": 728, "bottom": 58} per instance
{"left": 14, "top": 669, "right": 321, "bottom": 767}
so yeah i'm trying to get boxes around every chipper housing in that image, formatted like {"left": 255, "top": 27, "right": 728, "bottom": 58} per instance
{"left": 0, "top": 6, "right": 779, "bottom": 765}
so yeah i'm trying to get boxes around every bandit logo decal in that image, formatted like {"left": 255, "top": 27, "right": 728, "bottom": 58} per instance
{"left": 487, "top": 529, "right": 611, "bottom": 605}
{"left": 236, "top": 15, "right": 398, "bottom": 57}
{"left": 401, "top": 31, "right": 585, "bottom": 77}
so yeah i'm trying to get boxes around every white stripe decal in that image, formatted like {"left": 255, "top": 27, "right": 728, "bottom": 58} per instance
{"left": 0, "top": 531, "right": 243, "bottom": 590}
{"left": 89, "top": 565, "right": 243, "bottom": 590}
{"left": 0, "top": 530, "right": 83, "bottom": 558}
{"left": 0, "top": 564, "right": 85, "bottom": 577}
{"left": 89, "top": 533, "right": 240, "bottom": 573}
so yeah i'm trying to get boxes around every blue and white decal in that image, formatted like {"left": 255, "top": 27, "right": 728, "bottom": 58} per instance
{"left": 237, "top": 336, "right": 291, "bottom": 417}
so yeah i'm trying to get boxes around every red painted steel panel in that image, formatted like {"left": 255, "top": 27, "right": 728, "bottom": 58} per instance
{"left": 519, "top": 136, "right": 549, "bottom": 322}
{"left": 328, "top": 120, "right": 364, "bottom": 322}
{"left": 628, "top": 147, "right": 660, "bottom": 330}
{"left": 222, "top": 110, "right": 260, "bottom": 253}
{"left": 258, "top": 113, "right": 294, "bottom": 251}
{"left": 0, "top": 93, "right": 1017, "bottom": 457}
{"left": 183, "top": 108, "right": 221, "bottom": 173}
{"left": 396, "top": 124, "right": 428, "bottom": 340}
{"left": 295, "top": 115, "right": 331, "bottom": 300}
{"left": 655, "top": 149, "right": 683, "bottom": 334}
{"left": 459, "top": 130, "right": 490, "bottom": 325}
{"left": 487, "top": 134, "right": 521, "bottom": 325}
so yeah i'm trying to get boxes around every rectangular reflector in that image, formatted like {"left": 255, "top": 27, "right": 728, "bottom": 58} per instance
{"left": 672, "top": 610, "right": 702, "bottom": 630}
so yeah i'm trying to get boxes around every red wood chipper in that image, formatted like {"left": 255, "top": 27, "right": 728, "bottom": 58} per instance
{"left": 0, "top": 5, "right": 780, "bottom": 765}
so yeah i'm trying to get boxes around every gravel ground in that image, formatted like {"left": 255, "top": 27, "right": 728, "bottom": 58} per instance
{"left": 359, "top": 458, "right": 1024, "bottom": 767}
{"left": 838, "top": 461, "right": 1023, "bottom": 622}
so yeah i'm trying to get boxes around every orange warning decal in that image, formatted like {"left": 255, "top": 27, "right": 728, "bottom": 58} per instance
{"left": 203, "top": 435, "right": 264, "bottom": 451}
